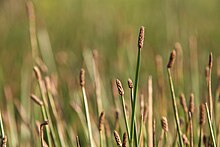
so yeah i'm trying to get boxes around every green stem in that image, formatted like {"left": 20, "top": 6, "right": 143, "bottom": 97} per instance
{"left": 129, "top": 88, "right": 138, "bottom": 147}
{"left": 100, "top": 131, "right": 103, "bottom": 147}
{"left": 167, "top": 68, "right": 183, "bottom": 147}
{"left": 198, "top": 126, "right": 203, "bottom": 147}
{"left": 47, "top": 91, "right": 66, "bottom": 146}
{"left": 0, "top": 110, "right": 5, "bottom": 145}
{"left": 205, "top": 103, "right": 217, "bottom": 147}
{"left": 40, "top": 105, "right": 52, "bottom": 147}
{"left": 81, "top": 87, "right": 94, "bottom": 147}
{"left": 38, "top": 80, "right": 59, "bottom": 146}
{"left": 130, "top": 48, "right": 141, "bottom": 145}
{"left": 121, "top": 95, "right": 130, "bottom": 139}
{"left": 138, "top": 117, "right": 144, "bottom": 146}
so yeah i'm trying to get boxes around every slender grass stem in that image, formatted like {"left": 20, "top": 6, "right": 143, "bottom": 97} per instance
{"left": 138, "top": 115, "right": 144, "bottom": 146}
{"left": 205, "top": 103, "right": 217, "bottom": 147}
{"left": 128, "top": 79, "right": 138, "bottom": 146}
{"left": 198, "top": 126, "right": 203, "bottom": 147}
{"left": 0, "top": 110, "right": 6, "bottom": 146}
{"left": 121, "top": 95, "right": 130, "bottom": 140}
{"left": 167, "top": 68, "right": 184, "bottom": 147}
{"left": 130, "top": 47, "right": 141, "bottom": 146}
{"left": 41, "top": 105, "right": 52, "bottom": 147}
{"left": 38, "top": 80, "right": 59, "bottom": 146}
{"left": 81, "top": 87, "right": 94, "bottom": 147}
{"left": 47, "top": 89, "right": 66, "bottom": 146}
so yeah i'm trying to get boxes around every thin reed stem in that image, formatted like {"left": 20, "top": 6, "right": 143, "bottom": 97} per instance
{"left": 34, "top": 67, "right": 59, "bottom": 146}
{"left": 121, "top": 95, "right": 130, "bottom": 140}
{"left": 116, "top": 79, "right": 130, "bottom": 140}
{"left": 40, "top": 120, "right": 49, "bottom": 147}
{"left": 138, "top": 115, "right": 144, "bottom": 147}
{"left": 76, "top": 136, "right": 81, "bottom": 147}
{"left": 130, "top": 26, "right": 144, "bottom": 146}
{"left": 81, "top": 87, "right": 94, "bottom": 147}
{"left": 45, "top": 77, "right": 66, "bottom": 147}
{"left": 148, "top": 76, "right": 153, "bottom": 147}
{"left": 205, "top": 103, "right": 217, "bottom": 147}
{"left": 167, "top": 68, "right": 184, "bottom": 147}
{"left": 0, "top": 110, "right": 6, "bottom": 147}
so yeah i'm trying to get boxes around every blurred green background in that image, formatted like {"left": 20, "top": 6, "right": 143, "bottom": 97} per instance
{"left": 0, "top": 0, "right": 220, "bottom": 98}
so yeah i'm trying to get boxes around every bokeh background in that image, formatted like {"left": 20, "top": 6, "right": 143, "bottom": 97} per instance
{"left": 0, "top": 0, "right": 220, "bottom": 146}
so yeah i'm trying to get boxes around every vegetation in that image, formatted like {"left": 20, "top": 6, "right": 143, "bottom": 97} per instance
{"left": 0, "top": 0, "right": 220, "bottom": 146}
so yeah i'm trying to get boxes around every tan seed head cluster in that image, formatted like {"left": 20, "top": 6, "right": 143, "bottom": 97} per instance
{"left": 116, "top": 79, "right": 124, "bottom": 96}
{"left": 209, "top": 52, "right": 213, "bottom": 69}
{"left": 114, "top": 130, "right": 122, "bottom": 146}
{"left": 161, "top": 116, "right": 168, "bottom": 132}
{"left": 127, "top": 78, "right": 133, "bottom": 89}
{"left": 189, "top": 93, "right": 194, "bottom": 114}
{"left": 138, "top": 26, "right": 145, "bottom": 49}
{"left": 182, "top": 134, "right": 189, "bottom": 145}
{"left": 122, "top": 133, "right": 127, "bottom": 147}
{"left": 33, "top": 66, "right": 42, "bottom": 80}
{"left": 99, "top": 112, "right": 105, "bottom": 132}
{"left": 167, "top": 50, "right": 176, "bottom": 68}
{"left": 199, "top": 104, "right": 206, "bottom": 126}
{"left": 180, "top": 93, "right": 188, "bottom": 113}
{"left": 80, "top": 68, "right": 85, "bottom": 87}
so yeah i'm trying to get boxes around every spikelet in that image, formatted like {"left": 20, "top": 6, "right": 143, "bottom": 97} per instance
{"left": 167, "top": 50, "right": 176, "bottom": 68}
{"left": 1, "top": 136, "right": 7, "bottom": 147}
{"left": 122, "top": 133, "right": 127, "bottom": 147}
{"left": 209, "top": 52, "right": 213, "bottom": 69}
{"left": 189, "top": 93, "right": 194, "bottom": 114}
{"left": 33, "top": 66, "right": 42, "bottom": 80}
{"left": 79, "top": 68, "right": 85, "bottom": 87}
{"left": 116, "top": 79, "right": 124, "bottom": 96}
{"left": 180, "top": 93, "right": 188, "bottom": 113}
{"left": 161, "top": 117, "right": 168, "bottom": 132}
{"left": 199, "top": 104, "right": 206, "bottom": 126}
{"left": 127, "top": 78, "right": 133, "bottom": 89}
{"left": 138, "top": 26, "right": 145, "bottom": 49}
{"left": 99, "top": 112, "right": 105, "bottom": 132}
{"left": 114, "top": 130, "right": 122, "bottom": 146}
{"left": 182, "top": 134, "right": 189, "bottom": 145}
{"left": 40, "top": 120, "right": 49, "bottom": 147}
{"left": 30, "top": 94, "right": 43, "bottom": 106}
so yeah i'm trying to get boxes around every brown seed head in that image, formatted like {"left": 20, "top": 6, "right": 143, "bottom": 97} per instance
{"left": 114, "top": 130, "right": 122, "bottom": 146}
{"left": 182, "top": 134, "right": 189, "bottom": 145}
{"left": 199, "top": 104, "right": 206, "bottom": 126}
{"left": 33, "top": 66, "right": 42, "bottom": 80}
{"left": 122, "top": 133, "right": 127, "bottom": 147}
{"left": 138, "top": 26, "right": 145, "bottom": 49}
{"left": 209, "top": 52, "right": 213, "bottom": 69}
{"left": 99, "top": 112, "right": 105, "bottom": 132}
{"left": 161, "top": 117, "right": 168, "bottom": 132}
{"left": 30, "top": 94, "right": 43, "bottom": 106}
{"left": 116, "top": 79, "right": 124, "bottom": 96}
{"left": 167, "top": 50, "right": 176, "bottom": 68}
{"left": 127, "top": 78, "right": 133, "bottom": 89}
{"left": 189, "top": 93, "right": 194, "bottom": 114}
{"left": 180, "top": 93, "right": 188, "bottom": 113}
{"left": 2, "top": 136, "right": 7, "bottom": 147}
{"left": 80, "top": 68, "right": 85, "bottom": 87}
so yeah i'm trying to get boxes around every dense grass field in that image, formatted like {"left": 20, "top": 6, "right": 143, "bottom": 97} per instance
{"left": 0, "top": 0, "right": 220, "bottom": 146}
